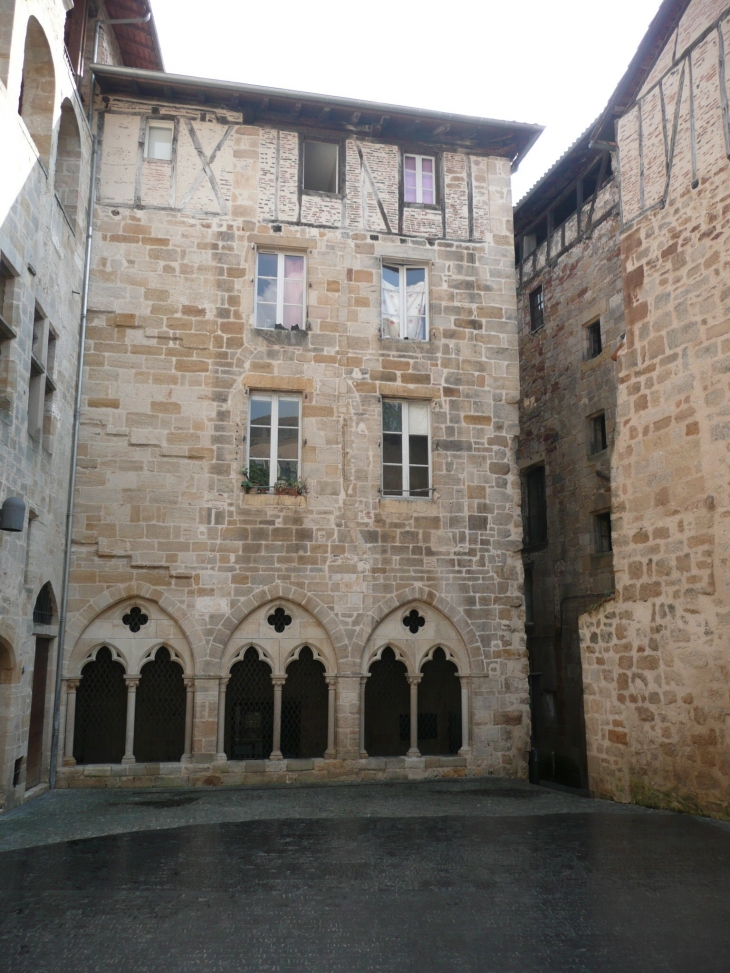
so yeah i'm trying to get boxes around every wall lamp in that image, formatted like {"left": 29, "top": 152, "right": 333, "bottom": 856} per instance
{"left": 1, "top": 497, "right": 26, "bottom": 532}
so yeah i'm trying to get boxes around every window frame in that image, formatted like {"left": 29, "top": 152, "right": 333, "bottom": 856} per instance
{"left": 529, "top": 285, "right": 544, "bottom": 332}
{"left": 594, "top": 510, "right": 613, "bottom": 554}
{"left": 403, "top": 152, "right": 438, "bottom": 207}
{"left": 588, "top": 411, "right": 608, "bottom": 456}
{"left": 522, "top": 465, "right": 547, "bottom": 548}
{"left": 144, "top": 119, "right": 175, "bottom": 162}
{"left": 586, "top": 318, "right": 602, "bottom": 359}
{"left": 28, "top": 308, "right": 56, "bottom": 443}
{"left": 381, "top": 398, "right": 432, "bottom": 500}
{"left": 246, "top": 391, "right": 302, "bottom": 491}
{"left": 380, "top": 262, "right": 430, "bottom": 341}
{"left": 0, "top": 257, "right": 18, "bottom": 341}
{"left": 254, "top": 250, "right": 307, "bottom": 332}
{"left": 302, "top": 137, "right": 342, "bottom": 196}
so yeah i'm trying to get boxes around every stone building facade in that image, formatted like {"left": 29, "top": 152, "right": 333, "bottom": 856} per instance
{"left": 52, "top": 68, "right": 542, "bottom": 788}
{"left": 579, "top": 0, "right": 730, "bottom": 819}
{"left": 514, "top": 134, "right": 625, "bottom": 789}
{"left": 0, "top": 0, "right": 160, "bottom": 811}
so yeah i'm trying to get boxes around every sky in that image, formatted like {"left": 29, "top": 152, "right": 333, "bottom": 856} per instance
{"left": 150, "top": 0, "right": 664, "bottom": 202}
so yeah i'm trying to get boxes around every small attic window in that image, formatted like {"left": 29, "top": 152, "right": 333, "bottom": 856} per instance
{"left": 145, "top": 121, "right": 174, "bottom": 161}
{"left": 303, "top": 140, "right": 339, "bottom": 194}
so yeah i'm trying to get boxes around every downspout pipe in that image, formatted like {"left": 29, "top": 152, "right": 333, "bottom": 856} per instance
{"left": 49, "top": 8, "right": 153, "bottom": 787}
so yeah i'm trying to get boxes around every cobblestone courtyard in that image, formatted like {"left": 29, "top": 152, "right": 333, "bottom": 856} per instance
{"left": 0, "top": 780, "right": 729, "bottom": 972}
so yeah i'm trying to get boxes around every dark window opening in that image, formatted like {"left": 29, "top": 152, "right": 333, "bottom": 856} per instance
{"left": 303, "top": 140, "right": 339, "bottom": 194}
{"left": 73, "top": 647, "right": 127, "bottom": 765}
{"left": 225, "top": 647, "right": 273, "bottom": 760}
{"left": 534, "top": 219, "right": 548, "bottom": 246}
{"left": 523, "top": 466, "right": 547, "bottom": 547}
{"left": 365, "top": 647, "right": 409, "bottom": 757}
{"left": 13, "top": 757, "right": 23, "bottom": 787}
{"left": 418, "top": 648, "right": 462, "bottom": 755}
{"left": 529, "top": 286, "right": 544, "bottom": 331}
{"left": 524, "top": 566, "right": 534, "bottom": 625}
{"left": 281, "top": 647, "right": 328, "bottom": 759}
{"left": 552, "top": 188, "right": 578, "bottom": 229}
{"left": 587, "top": 320, "right": 602, "bottom": 358}
{"left": 134, "top": 647, "right": 186, "bottom": 763}
{"left": 595, "top": 511, "right": 613, "bottom": 554}
{"left": 0, "top": 259, "right": 15, "bottom": 339}
{"left": 33, "top": 582, "right": 53, "bottom": 625}
{"left": 590, "top": 413, "right": 608, "bottom": 455}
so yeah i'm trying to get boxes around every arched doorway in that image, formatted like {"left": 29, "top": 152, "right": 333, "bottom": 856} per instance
{"left": 54, "top": 100, "right": 82, "bottom": 224}
{"left": 18, "top": 17, "right": 55, "bottom": 167}
{"left": 364, "top": 647, "right": 409, "bottom": 757}
{"left": 418, "top": 648, "right": 462, "bottom": 755}
{"left": 281, "top": 647, "right": 328, "bottom": 759}
{"left": 73, "top": 647, "right": 127, "bottom": 764}
{"left": 134, "top": 647, "right": 186, "bottom": 762}
{"left": 225, "top": 647, "right": 273, "bottom": 760}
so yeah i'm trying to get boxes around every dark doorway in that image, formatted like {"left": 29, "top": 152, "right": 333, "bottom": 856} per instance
{"left": 73, "top": 647, "right": 127, "bottom": 764}
{"left": 225, "top": 647, "right": 274, "bottom": 760}
{"left": 134, "top": 647, "right": 186, "bottom": 763}
{"left": 26, "top": 637, "right": 50, "bottom": 789}
{"left": 364, "top": 647, "right": 409, "bottom": 757}
{"left": 418, "top": 648, "right": 462, "bottom": 755}
{"left": 281, "top": 647, "right": 328, "bottom": 759}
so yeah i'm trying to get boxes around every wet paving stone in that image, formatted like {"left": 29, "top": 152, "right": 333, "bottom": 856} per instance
{"left": 0, "top": 784, "right": 729, "bottom": 972}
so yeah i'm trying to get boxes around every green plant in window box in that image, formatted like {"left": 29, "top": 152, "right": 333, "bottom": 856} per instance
{"left": 274, "top": 478, "right": 307, "bottom": 496}
{"left": 241, "top": 467, "right": 270, "bottom": 494}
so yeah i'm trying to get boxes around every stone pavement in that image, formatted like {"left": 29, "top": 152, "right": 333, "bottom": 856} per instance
{"left": 0, "top": 779, "right": 729, "bottom": 972}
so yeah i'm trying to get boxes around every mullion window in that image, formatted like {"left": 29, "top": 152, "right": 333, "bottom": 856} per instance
{"left": 382, "top": 400, "right": 430, "bottom": 498}
{"left": 256, "top": 252, "right": 305, "bottom": 331}
{"left": 248, "top": 393, "right": 301, "bottom": 489}
{"left": 382, "top": 264, "right": 428, "bottom": 340}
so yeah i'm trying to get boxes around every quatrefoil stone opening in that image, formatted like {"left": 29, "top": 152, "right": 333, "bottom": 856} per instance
{"left": 403, "top": 609, "right": 426, "bottom": 635}
{"left": 122, "top": 606, "right": 149, "bottom": 633}
{"left": 267, "top": 606, "right": 292, "bottom": 633}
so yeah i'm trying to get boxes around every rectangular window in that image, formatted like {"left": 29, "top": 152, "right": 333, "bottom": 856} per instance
{"left": 28, "top": 309, "right": 48, "bottom": 439}
{"left": 589, "top": 412, "right": 607, "bottom": 455}
{"left": 524, "top": 566, "right": 534, "bottom": 626}
{"left": 586, "top": 319, "right": 602, "bottom": 359}
{"left": 382, "top": 399, "right": 430, "bottom": 498}
{"left": 255, "top": 251, "right": 305, "bottom": 331}
{"left": 303, "top": 140, "right": 339, "bottom": 194}
{"left": 523, "top": 466, "right": 547, "bottom": 547}
{"left": 247, "top": 393, "right": 301, "bottom": 489}
{"left": 145, "top": 121, "right": 174, "bottom": 161}
{"left": 404, "top": 154, "right": 436, "bottom": 205}
{"left": 0, "top": 259, "right": 16, "bottom": 340}
{"left": 529, "top": 286, "right": 544, "bottom": 332}
{"left": 595, "top": 511, "right": 612, "bottom": 553}
{"left": 381, "top": 265, "right": 428, "bottom": 340}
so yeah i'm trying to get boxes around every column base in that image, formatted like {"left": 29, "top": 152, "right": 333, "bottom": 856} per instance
{"left": 269, "top": 750, "right": 283, "bottom": 761}
{"left": 324, "top": 749, "right": 337, "bottom": 760}
{"left": 121, "top": 755, "right": 136, "bottom": 766}
{"left": 62, "top": 756, "right": 77, "bottom": 767}
{"left": 359, "top": 750, "right": 368, "bottom": 759}
{"left": 458, "top": 747, "right": 472, "bottom": 758}
{"left": 181, "top": 754, "right": 192, "bottom": 764}
{"left": 214, "top": 753, "right": 228, "bottom": 763}
{"left": 407, "top": 748, "right": 421, "bottom": 758}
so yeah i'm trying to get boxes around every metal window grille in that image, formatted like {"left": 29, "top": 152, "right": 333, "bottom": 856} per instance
{"left": 73, "top": 647, "right": 127, "bottom": 764}
{"left": 225, "top": 647, "right": 274, "bottom": 760}
{"left": 418, "top": 648, "right": 462, "bottom": 755}
{"left": 364, "top": 646, "right": 410, "bottom": 757}
{"left": 281, "top": 646, "right": 328, "bottom": 759}
{"left": 33, "top": 583, "right": 53, "bottom": 625}
{"left": 134, "top": 647, "right": 186, "bottom": 762}
{"left": 529, "top": 286, "right": 544, "bottom": 331}
{"left": 524, "top": 466, "right": 547, "bottom": 546}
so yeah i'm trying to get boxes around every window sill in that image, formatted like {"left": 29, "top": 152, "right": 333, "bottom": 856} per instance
{"left": 404, "top": 202, "right": 440, "bottom": 212}
{"left": 379, "top": 497, "right": 435, "bottom": 513}
{"left": 241, "top": 493, "right": 307, "bottom": 507}
{"left": 380, "top": 337, "right": 431, "bottom": 348}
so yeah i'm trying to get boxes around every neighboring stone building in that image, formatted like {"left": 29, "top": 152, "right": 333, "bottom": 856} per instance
{"left": 579, "top": 0, "right": 730, "bottom": 819}
{"left": 51, "top": 66, "right": 542, "bottom": 789}
{"left": 0, "top": 0, "right": 161, "bottom": 811}
{"left": 513, "top": 131, "right": 624, "bottom": 789}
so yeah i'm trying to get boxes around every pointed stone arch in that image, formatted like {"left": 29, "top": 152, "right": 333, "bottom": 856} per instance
{"left": 66, "top": 582, "right": 206, "bottom": 673}
{"left": 19, "top": 16, "right": 56, "bottom": 167}
{"left": 0, "top": 0, "right": 18, "bottom": 89}
{"left": 54, "top": 98, "right": 83, "bottom": 225}
{"left": 212, "top": 584, "right": 346, "bottom": 667}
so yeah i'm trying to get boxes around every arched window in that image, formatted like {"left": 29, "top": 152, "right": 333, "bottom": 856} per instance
{"left": 134, "top": 647, "right": 186, "bottom": 762}
{"left": 18, "top": 16, "right": 55, "bottom": 167}
{"left": 73, "top": 647, "right": 127, "bottom": 764}
{"left": 33, "top": 582, "right": 54, "bottom": 625}
{"left": 225, "top": 647, "right": 273, "bottom": 760}
{"left": 364, "top": 646, "right": 409, "bottom": 757}
{"left": 418, "top": 648, "right": 462, "bottom": 755}
{"left": 281, "top": 647, "right": 328, "bottom": 759}
{"left": 0, "top": 1, "right": 17, "bottom": 88}
{"left": 54, "top": 100, "right": 82, "bottom": 225}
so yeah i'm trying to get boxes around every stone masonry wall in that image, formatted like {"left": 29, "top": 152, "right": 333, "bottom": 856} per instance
{"left": 59, "top": 93, "right": 530, "bottom": 787}
{"left": 580, "top": 0, "right": 730, "bottom": 819}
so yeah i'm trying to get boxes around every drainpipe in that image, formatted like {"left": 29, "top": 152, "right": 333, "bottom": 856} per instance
{"left": 49, "top": 7, "right": 154, "bottom": 787}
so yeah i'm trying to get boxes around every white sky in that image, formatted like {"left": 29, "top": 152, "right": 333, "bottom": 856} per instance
{"left": 150, "top": 0, "right": 664, "bottom": 202}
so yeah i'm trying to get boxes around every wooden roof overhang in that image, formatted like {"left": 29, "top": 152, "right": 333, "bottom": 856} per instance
{"left": 105, "top": 0, "right": 164, "bottom": 72}
{"left": 92, "top": 64, "right": 544, "bottom": 163}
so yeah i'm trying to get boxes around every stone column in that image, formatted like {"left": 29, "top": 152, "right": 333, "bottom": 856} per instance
{"left": 270, "top": 675, "right": 286, "bottom": 760}
{"left": 215, "top": 676, "right": 229, "bottom": 762}
{"left": 406, "top": 674, "right": 422, "bottom": 758}
{"left": 458, "top": 675, "right": 471, "bottom": 756}
{"left": 325, "top": 675, "right": 337, "bottom": 759}
{"left": 122, "top": 677, "right": 139, "bottom": 765}
{"left": 182, "top": 678, "right": 195, "bottom": 763}
{"left": 62, "top": 680, "right": 78, "bottom": 766}
{"left": 358, "top": 674, "right": 369, "bottom": 758}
